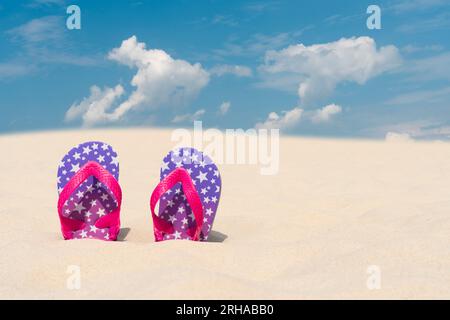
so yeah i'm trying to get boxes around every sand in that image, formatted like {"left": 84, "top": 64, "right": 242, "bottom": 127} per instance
{"left": 0, "top": 128, "right": 449, "bottom": 299}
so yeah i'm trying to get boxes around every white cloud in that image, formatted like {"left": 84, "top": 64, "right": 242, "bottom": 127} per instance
{"left": 171, "top": 109, "right": 205, "bottom": 123}
{"left": 373, "top": 121, "right": 450, "bottom": 141}
{"left": 256, "top": 103, "right": 343, "bottom": 130}
{"left": 396, "top": 12, "right": 450, "bottom": 33}
{"left": 218, "top": 101, "right": 231, "bottom": 115}
{"left": 259, "top": 36, "right": 402, "bottom": 105}
{"left": 255, "top": 107, "right": 303, "bottom": 130}
{"left": 213, "top": 30, "right": 308, "bottom": 58}
{"left": 243, "top": 2, "right": 280, "bottom": 13}
{"left": 0, "top": 63, "right": 33, "bottom": 78}
{"left": 65, "top": 85, "right": 125, "bottom": 127}
{"left": 27, "top": 0, "right": 65, "bottom": 8}
{"left": 66, "top": 36, "right": 210, "bottom": 126}
{"left": 7, "top": 16, "right": 63, "bottom": 43}
{"left": 402, "top": 52, "right": 450, "bottom": 82}
{"left": 401, "top": 44, "right": 443, "bottom": 54}
{"left": 385, "top": 132, "right": 414, "bottom": 143}
{"left": 391, "top": 0, "right": 448, "bottom": 13}
{"left": 212, "top": 15, "right": 238, "bottom": 27}
{"left": 5, "top": 16, "right": 97, "bottom": 69}
{"left": 386, "top": 86, "right": 450, "bottom": 105}
{"left": 209, "top": 64, "right": 252, "bottom": 77}
{"left": 310, "top": 104, "right": 342, "bottom": 123}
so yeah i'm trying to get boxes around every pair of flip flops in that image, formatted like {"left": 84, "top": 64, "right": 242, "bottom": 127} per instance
{"left": 57, "top": 141, "right": 221, "bottom": 241}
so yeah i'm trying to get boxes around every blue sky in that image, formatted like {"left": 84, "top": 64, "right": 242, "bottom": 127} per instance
{"left": 1, "top": 0, "right": 450, "bottom": 139}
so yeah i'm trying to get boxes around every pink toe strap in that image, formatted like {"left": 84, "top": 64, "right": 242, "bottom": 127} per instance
{"left": 57, "top": 161, "right": 122, "bottom": 240}
{"left": 150, "top": 167, "right": 204, "bottom": 241}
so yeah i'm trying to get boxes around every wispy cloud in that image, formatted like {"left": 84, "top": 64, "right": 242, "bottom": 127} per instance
{"left": 6, "top": 15, "right": 64, "bottom": 43}
{"left": 209, "top": 64, "right": 252, "bottom": 77}
{"left": 401, "top": 52, "right": 450, "bottom": 82}
{"left": 396, "top": 12, "right": 450, "bottom": 33}
{"left": 26, "top": 0, "right": 66, "bottom": 8}
{"left": 376, "top": 120, "right": 450, "bottom": 141}
{"left": 243, "top": 1, "right": 280, "bottom": 13}
{"left": 401, "top": 44, "right": 444, "bottom": 54}
{"left": 218, "top": 101, "right": 231, "bottom": 115}
{"left": 390, "top": 0, "right": 449, "bottom": 13}
{"left": 1, "top": 15, "right": 97, "bottom": 80}
{"left": 0, "top": 63, "right": 34, "bottom": 78}
{"left": 172, "top": 109, "right": 205, "bottom": 123}
{"left": 386, "top": 86, "right": 450, "bottom": 105}
{"left": 212, "top": 14, "right": 238, "bottom": 27}
{"left": 212, "top": 28, "right": 311, "bottom": 58}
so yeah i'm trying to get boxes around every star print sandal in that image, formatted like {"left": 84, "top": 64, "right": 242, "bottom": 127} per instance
{"left": 57, "top": 141, "right": 122, "bottom": 240}
{"left": 150, "top": 147, "right": 222, "bottom": 241}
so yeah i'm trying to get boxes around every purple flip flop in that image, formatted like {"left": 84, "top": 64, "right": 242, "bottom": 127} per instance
{"left": 150, "top": 147, "right": 222, "bottom": 241}
{"left": 57, "top": 141, "right": 122, "bottom": 240}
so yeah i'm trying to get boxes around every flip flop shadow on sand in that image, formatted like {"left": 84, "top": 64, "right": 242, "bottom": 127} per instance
{"left": 102, "top": 228, "right": 225, "bottom": 242}
{"left": 206, "top": 230, "right": 227, "bottom": 243}
{"left": 117, "top": 228, "right": 131, "bottom": 241}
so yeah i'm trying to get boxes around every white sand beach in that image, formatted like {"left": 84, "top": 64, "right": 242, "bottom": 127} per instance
{"left": 1, "top": 128, "right": 450, "bottom": 299}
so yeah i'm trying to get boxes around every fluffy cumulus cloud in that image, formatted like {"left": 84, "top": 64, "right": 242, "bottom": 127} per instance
{"left": 310, "top": 103, "right": 342, "bottom": 123}
{"left": 65, "top": 85, "right": 125, "bottom": 126}
{"left": 218, "top": 101, "right": 231, "bottom": 115}
{"left": 209, "top": 64, "right": 252, "bottom": 77}
{"left": 260, "top": 36, "right": 402, "bottom": 105}
{"left": 66, "top": 36, "right": 209, "bottom": 126}
{"left": 255, "top": 107, "right": 303, "bottom": 130}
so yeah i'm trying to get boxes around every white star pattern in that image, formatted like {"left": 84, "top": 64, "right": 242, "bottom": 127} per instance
{"left": 161, "top": 161, "right": 170, "bottom": 171}
{"left": 73, "top": 203, "right": 85, "bottom": 214}
{"left": 197, "top": 171, "right": 208, "bottom": 183}
{"left": 82, "top": 146, "right": 91, "bottom": 155}
{"left": 70, "top": 163, "right": 80, "bottom": 173}
{"left": 110, "top": 156, "right": 119, "bottom": 166}
{"left": 173, "top": 231, "right": 181, "bottom": 239}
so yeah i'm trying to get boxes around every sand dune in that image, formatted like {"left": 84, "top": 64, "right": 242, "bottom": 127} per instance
{"left": 1, "top": 128, "right": 449, "bottom": 299}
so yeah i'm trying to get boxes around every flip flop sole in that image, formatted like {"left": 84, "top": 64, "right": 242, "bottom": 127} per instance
{"left": 57, "top": 141, "right": 119, "bottom": 240}
{"left": 158, "top": 147, "right": 222, "bottom": 241}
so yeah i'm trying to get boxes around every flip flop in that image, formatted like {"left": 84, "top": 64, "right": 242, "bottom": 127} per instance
{"left": 57, "top": 141, "right": 122, "bottom": 240}
{"left": 150, "top": 147, "right": 222, "bottom": 241}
